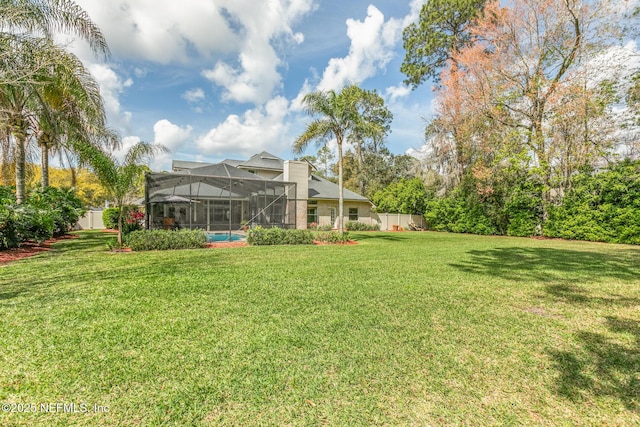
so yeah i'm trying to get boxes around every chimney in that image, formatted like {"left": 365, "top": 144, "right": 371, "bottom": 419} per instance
{"left": 284, "top": 160, "right": 309, "bottom": 229}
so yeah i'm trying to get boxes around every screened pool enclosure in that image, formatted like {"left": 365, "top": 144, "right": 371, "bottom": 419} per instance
{"left": 145, "top": 170, "right": 298, "bottom": 232}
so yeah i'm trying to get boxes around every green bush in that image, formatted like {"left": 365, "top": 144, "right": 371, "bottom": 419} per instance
{"left": 317, "top": 224, "right": 333, "bottom": 231}
{"left": 0, "top": 186, "right": 84, "bottom": 249}
{"left": 314, "top": 231, "right": 351, "bottom": 243}
{"left": 124, "top": 229, "right": 207, "bottom": 251}
{"left": 371, "top": 178, "right": 430, "bottom": 214}
{"left": 424, "top": 190, "right": 498, "bottom": 235}
{"left": 102, "top": 207, "right": 119, "bottom": 230}
{"left": 345, "top": 221, "right": 380, "bottom": 231}
{"left": 26, "top": 187, "right": 85, "bottom": 236}
{"left": 246, "top": 227, "right": 314, "bottom": 246}
{"left": 102, "top": 205, "right": 142, "bottom": 233}
{"left": 0, "top": 186, "right": 16, "bottom": 204}
{"left": 123, "top": 209, "right": 144, "bottom": 235}
{"left": 0, "top": 205, "right": 18, "bottom": 250}
{"left": 544, "top": 160, "right": 640, "bottom": 244}
{"left": 504, "top": 182, "right": 543, "bottom": 237}
{"left": 14, "top": 206, "right": 54, "bottom": 244}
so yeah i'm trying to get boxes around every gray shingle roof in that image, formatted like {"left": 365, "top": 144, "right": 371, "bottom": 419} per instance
{"left": 185, "top": 163, "right": 266, "bottom": 180}
{"left": 238, "top": 151, "right": 284, "bottom": 171}
{"left": 169, "top": 153, "right": 370, "bottom": 203}
{"left": 308, "top": 174, "right": 369, "bottom": 202}
{"left": 172, "top": 160, "right": 212, "bottom": 171}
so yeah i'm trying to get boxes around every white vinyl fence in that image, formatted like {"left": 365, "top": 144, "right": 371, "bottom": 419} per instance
{"left": 376, "top": 213, "right": 426, "bottom": 231}
{"left": 76, "top": 210, "right": 105, "bottom": 230}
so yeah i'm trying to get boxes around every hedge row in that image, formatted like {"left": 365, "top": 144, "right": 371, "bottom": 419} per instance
{"left": 0, "top": 187, "right": 85, "bottom": 250}
{"left": 314, "top": 231, "right": 351, "bottom": 243}
{"left": 246, "top": 227, "right": 314, "bottom": 245}
{"left": 345, "top": 221, "right": 380, "bottom": 231}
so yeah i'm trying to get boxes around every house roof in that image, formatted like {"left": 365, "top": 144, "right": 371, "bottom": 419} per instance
{"left": 308, "top": 174, "right": 369, "bottom": 202}
{"left": 186, "top": 162, "right": 266, "bottom": 180}
{"left": 236, "top": 151, "right": 284, "bottom": 171}
{"left": 172, "top": 160, "right": 212, "bottom": 170}
{"left": 221, "top": 158, "right": 244, "bottom": 167}
{"left": 167, "top": 152, "right": 371, "bottom": 204}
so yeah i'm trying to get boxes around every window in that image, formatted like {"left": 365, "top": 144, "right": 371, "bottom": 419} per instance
{"left": 349, "top": 208, "right": 358, "bottom": 221}
{"left": 307, "top": 207, "right": 317, "bottom": 225}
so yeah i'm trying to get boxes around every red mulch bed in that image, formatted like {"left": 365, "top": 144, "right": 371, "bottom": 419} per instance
{"left": 205, "top": 241, "right": 248, "bottom": 248}
{"left": 0, "top": 234, "right": 79, "bottom": 266}
{"left": 313, "top": 240, "right": 357, "bottom": 245}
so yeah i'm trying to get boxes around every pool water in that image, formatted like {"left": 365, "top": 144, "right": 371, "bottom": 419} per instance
{"left": 206, "top": 232, "right": 245, "bottom": 243}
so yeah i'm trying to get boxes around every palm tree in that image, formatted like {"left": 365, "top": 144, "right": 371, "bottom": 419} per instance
{"left": 293, "top": 84, "right": 392, "bottom": 233}
{"left": 77, "top": 141, "right": 168, "bottom": 246}
{"left": 0, "top": 0, "right": 109, "bottom": 202}
{"left": 0, "top": 0, "right": 109, "bottom": 58}
{"left": 31, "top": 48, "right": 116, "bottom": 189}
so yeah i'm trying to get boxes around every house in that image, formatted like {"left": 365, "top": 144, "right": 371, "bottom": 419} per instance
{"left": 145, "top": 151, "right": 378, "bottom": 231}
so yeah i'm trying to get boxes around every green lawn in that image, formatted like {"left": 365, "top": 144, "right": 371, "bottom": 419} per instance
{"left": 1, "top": 231, "right": 639, "bottom": 426}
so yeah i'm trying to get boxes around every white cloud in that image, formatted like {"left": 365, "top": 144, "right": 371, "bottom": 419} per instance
{"left": 196, "top": 97, "right": 291, "bottom": 157}
{"left": 87, "top": 63, "right": 132, "bottom": 128}
{"left": 385, "top": 84, "right": 412, "bottom": 102}
{"left": 75, "top": 0, "right": 239, "bottom": 63}
{"left": 133, "top": 68, "right": 147, "bottom": 78}
{"left": 317, "top": 5, "right": 403, "bottom": 91}
{"left": 182, "top": 88, "right": 206, "bottom": 103}
{"left": 201, "top": 0, "right": 315, "bottom": 104}
{"left": 153, "top": 120, "right": 193, "bottom": 151}
{"left": 148, "top": 120, "right": 193, "bottom": 170}
{"left": 290, "top": 79, "right": 314, "bottom": 112}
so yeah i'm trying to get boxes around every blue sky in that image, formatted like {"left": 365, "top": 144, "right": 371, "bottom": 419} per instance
{"left": 69, "top": 0, "right": 433, "bottom": 171}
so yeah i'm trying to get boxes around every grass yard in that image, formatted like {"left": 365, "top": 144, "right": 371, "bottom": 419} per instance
{"left": 0, "top": 231, "right": 639, "bottom": 426}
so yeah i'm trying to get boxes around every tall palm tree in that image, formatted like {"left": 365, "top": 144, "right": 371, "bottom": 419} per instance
{"left": 293, "top": 84, "right": 392, "bottom": 233}
{"left": 31, "top": 48, "right": 116, "bottom": 188}
{"left": 0, "top": 0, "right": 109, "bottom": 203}
{"left": 0, "top": 0, "right": 109, "bottom": 59}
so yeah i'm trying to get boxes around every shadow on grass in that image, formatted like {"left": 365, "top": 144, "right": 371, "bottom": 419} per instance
{"left": 51, "top": 231, "right": 115, "bottom": 254}
{"left": 351, "top": 232, "right": 411, "bottom": 242}
{"left": 449, "top": 245, "right": 640, "bottom": 410}
{"left": 449, "top": 246, "right": 640, "bottom": 284}
{"left": 549, "top": 316, "right": 640, "bottom": 411}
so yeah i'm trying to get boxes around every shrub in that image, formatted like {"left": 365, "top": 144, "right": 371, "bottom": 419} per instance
{"left": 544, "top": 160, "right": 640, "bottom": 244}
{"left": 503, "top": 182, "right": 543, "bottom": 237}
{"left": 424, "top": 190, "right": 498, "bottom": 235}
{"left": 102, "top": 207, "right": 119, "bottom": 230}
{"left": 317, "top": 224, "right": 333, "bottom": 231}
{"left": 14, "top": 206, "right": 54, "bottom": 244}
{"left": 371, "top": 178, "right": 430, "bottom": 214}
{"left": 123, "top": 209, "right": 144, "bottom": 235}
{"left": 246, "top": 227, "right": 314, "bottom": 245}
{"left": 124, "top": 229, "right": 207, "bottom": 251}
{"left": 102, "top": 205, "right": 141, "bottom": 232}
{"left": 0, "top": 186, "right": 83, "bottom": 249}
{"left": 345, "top": 221, "right": 380, "bottom": 231}
{"left": 0, "top": 186, "right": 16, "bottom": 204}
{"left": 0, "top": 205, "right": 18, "bottom": 250}
{"left": 314, "top": 231, "right": 351, "bottom": 243}
{"left": 26, "top": 187, "right": 85, "bottom": 236}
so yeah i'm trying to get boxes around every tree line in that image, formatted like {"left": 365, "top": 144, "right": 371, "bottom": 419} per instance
{"left": 376, "top": 0, "right": 640, "bottom": 243}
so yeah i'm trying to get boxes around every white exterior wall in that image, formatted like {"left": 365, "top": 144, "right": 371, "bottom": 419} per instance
{"left": 312, "top": 201, "right": 378, "bottom": 228}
